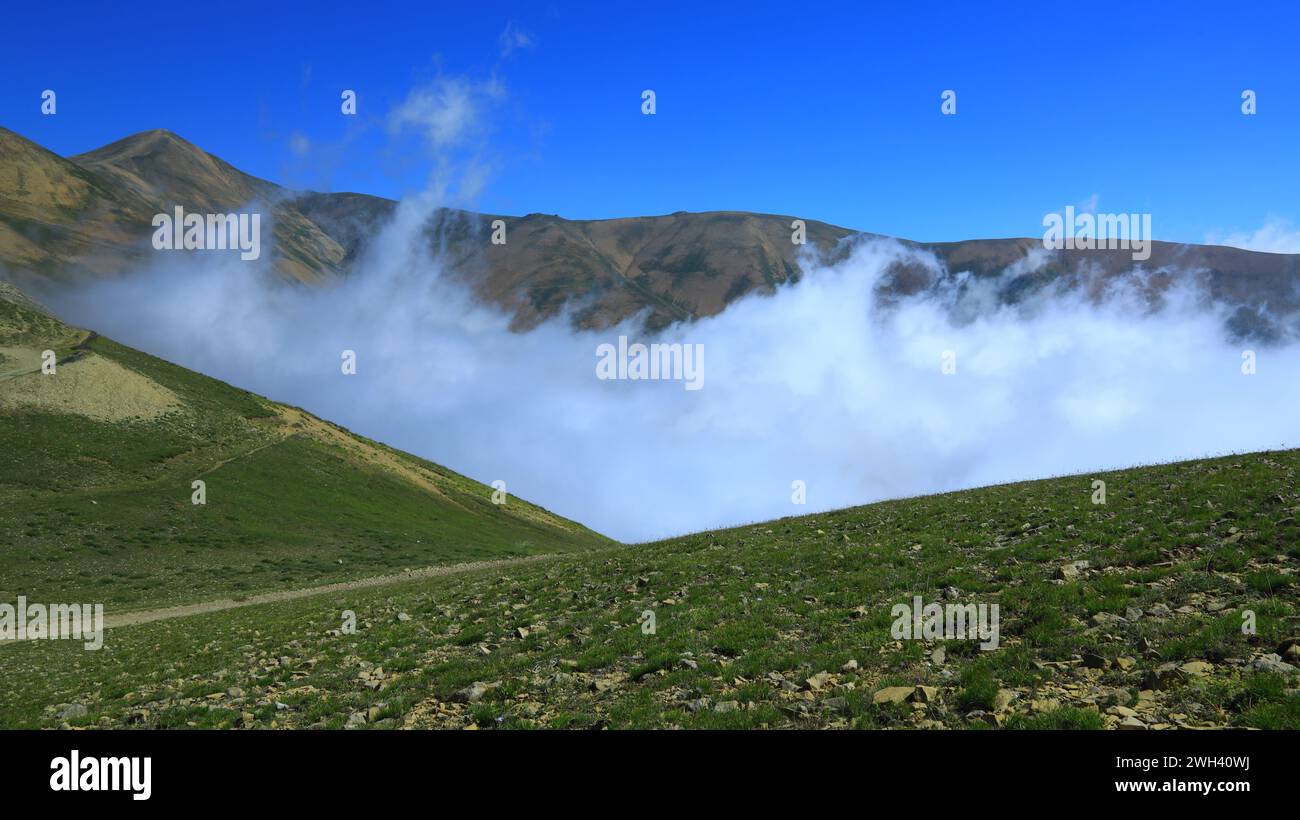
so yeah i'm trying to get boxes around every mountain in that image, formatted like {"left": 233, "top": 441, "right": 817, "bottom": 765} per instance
{"left": 0, "top": 126, "right": 155, "bottom": 276}
{"left": 73, "top": 130, "right": 346, "bottom": 282}
{"left": 3, "top": 126, "right": 1300, "bottom": 338}
{"left": 5, "top": 442, "right": 1298, "bottom": 729}
{"left": 0, "top": 282, "right": 611, "bottom": 610}
{"left": 0, "top": 127, "right": 343, "bottom": 283}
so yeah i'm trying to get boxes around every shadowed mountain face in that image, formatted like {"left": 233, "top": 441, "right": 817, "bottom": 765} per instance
{"left": 2, "top": 126, "right": 1299, "bottom": 337}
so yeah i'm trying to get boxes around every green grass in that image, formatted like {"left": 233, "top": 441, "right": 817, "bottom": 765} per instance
{"left": 2, "top": 448, "right": 1297, "bottom": 729}
{"left": 0, "top": 298, "right": 610, "bottom": 608}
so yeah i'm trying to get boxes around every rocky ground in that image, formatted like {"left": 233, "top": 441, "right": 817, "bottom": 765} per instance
{"left": 5, "top": 449, "right": 1298, "bottom": 730}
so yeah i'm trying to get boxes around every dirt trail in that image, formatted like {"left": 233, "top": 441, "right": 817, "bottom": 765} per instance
{"left": 196, "top": 436, "right": 287, "bottom": 477}
{"left": 102, "top": 552, "right": 565, "bottom": 630}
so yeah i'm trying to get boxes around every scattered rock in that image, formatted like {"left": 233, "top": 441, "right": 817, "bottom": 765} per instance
{"left": 840, "top": 659, "right": 859, "bottom": 673}
{"left": 1057, "top": 560, "right": 1091, "bottom": 581}
{"left": 1247, "top": 654, "right": 1298, "bottom": 675}
{"left": 1082, "top": 651, "right": 1109, "bottom": 669}
{"left": 965, "top": 710, "right": 1002, "bottom": 727}
{"left": 1144, "top": 662, "right": 1182, "bottom": 690}
{"left": 823, "top": 697, "right": 850, "bottom": 715}
{"left": 1276, "top": 639, "right": 1300, "bottom": 666}
{"left": 992, "top": 689, "right": 1017, "bottom": 713}
{"left": 451, "top": 682, "right": 492, "bottom": 703}
{"left": 1090, "top": 612, "right": 1124, "bottom": 628}
{"left": 872, "top": 686, "right": 914, "bottom": 706}
{"left": 57, "top": 703, "right": 87, "bottom": 721}
{"left": 397, "top": 612, "right": 411, "bottom": 622}
{"left": 1178, "top": 661, "right": 1213, "bottom": 678}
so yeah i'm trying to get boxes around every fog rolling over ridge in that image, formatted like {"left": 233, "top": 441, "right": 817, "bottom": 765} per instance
{"left": 39, "top": 196, "right": 1300, "bottom": 542}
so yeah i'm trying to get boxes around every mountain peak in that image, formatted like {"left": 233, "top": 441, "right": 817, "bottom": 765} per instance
{"left": 77, "top": 128, "right": 202, "bottom": 158}
{"left": 70, "top": 127, "right": 266, "bottom": 217}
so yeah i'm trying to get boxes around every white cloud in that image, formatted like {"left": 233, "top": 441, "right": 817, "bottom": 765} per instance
{"left": 288, "top": 132, "right": 311, "bottom": 158}
{"left": 1206, "top": 217, "right": 1300, "bottom": 254}
{"left": 40, "top": 206, "right": 1300, "bottom": 542}
{"left": 499, "top": 21, "right": 535, "bottom": 57}
{"left": 387, "top": 76, "right": 505, "bottom": 153}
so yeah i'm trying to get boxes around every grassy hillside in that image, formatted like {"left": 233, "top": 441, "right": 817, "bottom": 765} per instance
{"left": 3, "top": 448, "right": 1296, "bottom": 729}
{"left": 0, "top": 287, "right": 611, "bottom": 610}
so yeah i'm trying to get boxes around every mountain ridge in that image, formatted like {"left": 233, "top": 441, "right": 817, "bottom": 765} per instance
{"left": 3, "top": 126, "right": 1299, "bottom": 337}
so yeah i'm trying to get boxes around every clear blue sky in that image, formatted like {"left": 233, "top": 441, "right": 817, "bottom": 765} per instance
{"left": 4, "top": 0, "right": 1298, "bottom": 244}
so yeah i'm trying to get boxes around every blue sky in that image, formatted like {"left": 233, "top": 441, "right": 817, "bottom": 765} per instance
{"left": 4, "top": 0, "right": 1299, "bottom": 245}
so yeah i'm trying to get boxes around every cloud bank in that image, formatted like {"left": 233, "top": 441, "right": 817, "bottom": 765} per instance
{"left": 38, "top": 198, "right": 1300, "bottom": 542}
{"left": 1207, "top": 217, "right": 1300, "bottom": 254}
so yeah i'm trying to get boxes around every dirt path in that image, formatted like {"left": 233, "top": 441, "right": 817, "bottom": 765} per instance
{"left": 196, "top": 435, "right": 288, "bottom": 477}
{"left": 102, "top": 552, "right": 566, "bottom": 630}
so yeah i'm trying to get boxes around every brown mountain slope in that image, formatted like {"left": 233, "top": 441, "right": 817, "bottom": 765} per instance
{"left": 918, "top": 237, "right": 1300, "bottom": 340}
{"left": 287, "top": 195, "right": 854, "bottom": 330}
{"left": 72, "top": 130, "right": 345, "bottom": 283}
{"left": 3, "top": 126, "right": 1299, "bottom": 337}
{"left": 0, "top": 126, "right": 156, "bottom": 276}
{"left": 0, "top": 127, "right": 344, "bottom": 283}
{"left": 72, "top": 129, "right": 274, "bottom": 211}
{"left": 481, "top": 210, "right": 853, "bottom": 330}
